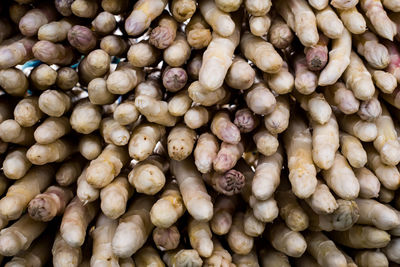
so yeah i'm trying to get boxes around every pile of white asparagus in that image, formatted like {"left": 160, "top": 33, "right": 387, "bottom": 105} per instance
{"left": 2, "top": 0, "right": 400, "bottom": 266}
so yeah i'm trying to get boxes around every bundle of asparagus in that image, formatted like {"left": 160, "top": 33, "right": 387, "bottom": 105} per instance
{"left": 2, "top": 0, "right": 400, "bottom": 266}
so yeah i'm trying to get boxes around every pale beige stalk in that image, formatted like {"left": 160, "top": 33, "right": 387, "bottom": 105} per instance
{"left": 188, "top": 218, "right": 213, "bottom": 257}
{"left": 128, "top": 156, "right": 166, "bottom": 195}
{"left": 194, "top": 133, "right": 219, "bottom": 174}
{"left": 227, "top": 212, "right": 254, "bottom": 255}
{"left": 129, "top": 123, "right": 165, "bottom": 161}
{"left": 213, "top": 141, "right": 244, "bottom": 173}
{"left": 60, "top": 197, "right": 98, "bottom": 248}
{"left": 0, "top": 68, "right": 28, "bottom": 96}
{"left": 100, "top": 176, "right": 134, "bottom": 219}
{"left": 70, "top": 100, "right": 102, "bottom": 134}
{"left": 77, "top": 167, "right": 99, "bottom": 203}
{"left": 355, "top": 31, "right": 390, "bottom": 69}
{"left": 283, "top": 115, "right": 317, "bottom": 198}
{"left": 268, "top": 222, "right": 307, "bottom": 257}
{"left": 86, "top": 144, "right": 129, "bottom": 189}
{"left": 240, "top": 32, "right": 283, "bottom": 73}
{"left": 311, "top": 114, "right": 339, "bottom": 170}
{"left": 355, "top": 250, "right": 389, "bottom": 267}
{"left": 315, "top": 5, "right": 344, "bottom": 39}
{"left": 34, "top": 117, "right": 70, "bottom": 144}
{"left": 188, "top": 81, "right": 230, "bottom": 106}
{"left": 354, "top": 167, "right": 380, "bottom": 199}
{"left": 304, "top": 231, "right": 347, "bottom": 267}
{"left": 87, "top": 78, "right": 117, "bottom": 105}
{"left": 360, "top": 0, "right": 396, "bottom": 40}
{"left": 210, "top": 195, "right": 237, "bottom": 235}
{"left": 294, "top": 54, "right": 318, "bottom": 95}
{"left": 264, "top": 96, "right": 290, "bottom": 134}
{"left": 14, "top": 97, "right": 42, "bottom": 127}
{"left": 0, "top": 214, "right": 47, "bottom": 256}
{"left": 323, "top": 82, "right": 359, "bottom": 114}
{"left": 170, "top": 158, "right": 213, "bottom": 221}
{"left": 113, "top": 101, "right": 139, "bottom": 125}
{"left": 306, "top": 180, "right": 338, "bottom": 215}
{"left": 112, "top": 196, "right": 155, "bottom": 257}
{"left": 330, "top": 225, "right": 391, "bottom": 249}
{"left": 52, "top": 232, "right": 82, "bottom": 267}
{"left": 264, "top": 61, "right": 294, "bottom": 95}
{"left": 225, "top": 56, "right": 255, "bottom": 90}
{"left": 366, "top": 144, "right": 400, "bottom": 190}
{"left": 306, "top": 199, "right": 359, "bottom": 231}
{"left": 163, "top": 32, "right": 191, "bottom": 67}
{"left": 168, "top": 91, "right": 192, "bottom": 117}
{"left": 100, "top": 117, "right": 130, "bottom": 146}
{"left": 150, "top": 181, "right": 185, "bottom": 228}
{"left": 135, "top": 95, "right": 177, "bottom": 127}
{"left": 249, "top": 15, "right": 271, "bottom": 37}
{"left": 128, "top": 40, "right": 160, "bottom": 68}
{"left": 199, "top": 0, "right": 235, "bottom": 37}
{"left": 185, "top": 11, "right": 212, "bottom": 50}
{"left": 184, "top": 106, "right": 210, "bottom": 129}
{"left": 259, "top": 249, "right": 290, "bottom": 267}
{"left": 106, "top": 62, "right": 145, "bottom": 95}
{"left": 30, "top": 64, "right": 57, "bottom": 90}
{"left": 267, "top": 15, "right": 293, "bottom": 50}
{"left": 321, "top": 152, "right": 360, "bottom": 200}
{"left": 275, "top": 0, "right": 319, "bottom": 47}
{"left": 355, "top": 198, "right": 400, "bottom": 230}
{"left": 3, "top": 148, "right": 31, "bottom": 180}
{"left": 164, "top": 249, "right": 203, "bottom": 267}
{"left": 27, "top": 138, "right": 74, "bottom": 165}
{"left": 79, "top": 134, "right": 102, "bottom": 160}
{"left": 124, "top": 0, "right": 167, "bottom": 36}
{"left": 199, "top": 18, "right": 240, "bottom": 91}
{"left": 252, "top": 147, "right": 283, "bottom": 200}
{"left": 340, "top": 131, "right": 367, "bottom": 168}
{"left": 318, "top": 28, "right": 352, "bottom": 86}
{"left": 90, "top": 214, "right": 118, "bottom": 267}
{"left": 296, "top": 91, "right": 332, "bottom": 124}
{"left": 0, "top": 119, "right": 34, "bottom": 146}
{"left": 0, "top": 165, "right": 55, "bottom": 220}
{"left": 343, "top": 51, "right": 375, "bottom": 101}
{"left": 245, "top": 82, "right": 276, "bottom": 115}
{"left": 276, "top": 190, "right": 309, "bottom": 231}
{"left": 373, "top": 104, "right": 400, "bottom": 166}
{"left": 337, "top": 114, "right": 377, "bottom": 142}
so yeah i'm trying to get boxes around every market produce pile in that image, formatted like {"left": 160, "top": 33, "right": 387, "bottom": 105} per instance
{"left": 2, "top": 0, "right": 400, "bottom": 266}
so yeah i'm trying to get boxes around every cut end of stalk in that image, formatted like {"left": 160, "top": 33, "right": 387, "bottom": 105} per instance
{"left": 174, "top": 250, "right": 203, "bottom": 267}
{"left": 153, "top": 226, "right": 180, "bottom": 251}
{"left": 150, "top": 26, "right": 175, "bottom": 49}
{"left": 217, "top": 170, "right": 245, "bottom": 196}
{"left": 28, "top": 196, "right": 56, "bottom": 222}
{"left": 332, "top": 200, "right": 359, "bottom": 231}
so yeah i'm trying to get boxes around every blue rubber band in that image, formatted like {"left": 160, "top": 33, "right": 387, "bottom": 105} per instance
{"left": 22, "top": 60, "right": 42, "bottom": 70}
{"left": 112, "top": 57, "right": 121, "bottom": 64}
{"left": 70, "top": 55, "right": 85, "bottom": 69}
